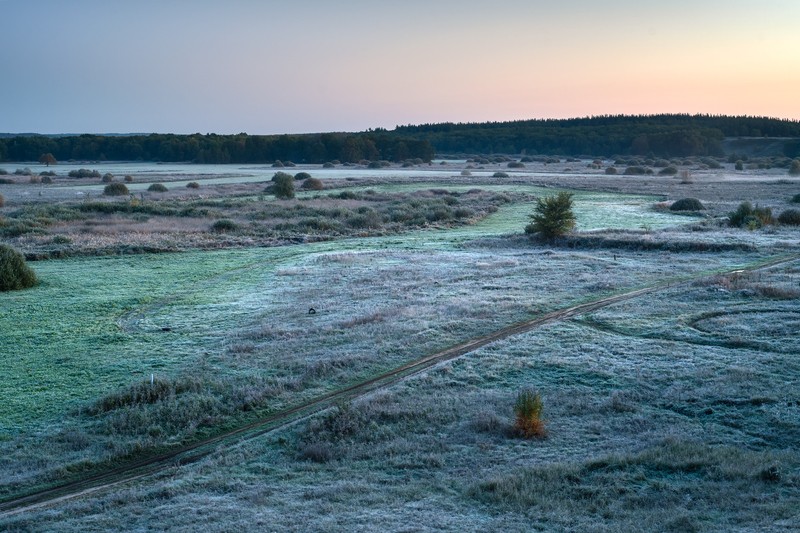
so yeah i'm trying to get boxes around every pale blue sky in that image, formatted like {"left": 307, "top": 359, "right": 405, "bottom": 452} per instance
{"left": 1, "top": 0, "right": 798, "bottom": 134}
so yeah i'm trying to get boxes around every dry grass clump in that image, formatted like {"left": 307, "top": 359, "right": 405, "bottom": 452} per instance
{"left": 514, "top": 389, "right": 546, "bottom": 438}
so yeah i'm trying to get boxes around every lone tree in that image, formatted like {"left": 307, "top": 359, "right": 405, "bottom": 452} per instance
{"left": 0, "top": 244, "right": 38, "bottom": 291}
{"left": 39, "top": 153, "right": 57, "bottom": 167}
{"left": 525, "top": 192, "right": 576, "bottom": 239}
{"left": 270, "top": 171, "right": 295, "bottom": 199}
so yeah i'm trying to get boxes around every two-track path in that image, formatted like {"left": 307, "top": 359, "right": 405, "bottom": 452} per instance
{"left": 2, "top": 254, "right": 797, "bottom": 519}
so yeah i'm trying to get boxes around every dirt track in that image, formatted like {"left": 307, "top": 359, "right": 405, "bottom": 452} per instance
{"left": 1, "top": 254, "right": 797, "bottom": 518}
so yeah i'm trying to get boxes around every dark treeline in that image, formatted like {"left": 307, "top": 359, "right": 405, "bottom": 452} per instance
{"left": 392, "top": 114, "right": 800, "bottom": 158}
{"left": 0, "top": 132, "right": 434, "bottom": 164}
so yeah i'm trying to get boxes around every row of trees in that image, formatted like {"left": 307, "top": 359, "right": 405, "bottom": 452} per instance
{"left": 0, "top": 132, "right": 434, "bottom": 164}
{"left": 392, "top": 114, "right": 800, "bottom": 158}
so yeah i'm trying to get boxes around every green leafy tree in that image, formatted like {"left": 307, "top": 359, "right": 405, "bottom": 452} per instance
{"left": 270, "top": 171, "right": 295, "bottom": 199}
{"left": 525, "top": 192, "right": 576, "bottom": 239}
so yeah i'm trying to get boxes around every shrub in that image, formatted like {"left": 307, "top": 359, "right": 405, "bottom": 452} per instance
{"left": 514, "top": 390, "right": 546, "bottom": 438}
{"left": 493, "top": 172, "right": 509, "bottom": 178}
{"left": 301, "top": 177, "right": 324, "bottom": 190}
{"left": 735, "top": 160, "right": 744, "bottom": 171}
{"left": 0, "top": 193, "right": 4, "bottom": 207}
{"left": 0, "top": 169, "right": 7, "bottom": 175}
{"left": 729, "top": 202, "right": 774, "bottom": 229}
{"left": 461, "top": 170, "right": 472, "bottom": 176}
{"left": 148, "top": 183, "right": 168, "bottom": 192}
{"left": 605, "top": 166, "right": 618, "bottom": 175}
{"left": 507, "top": 161, "right": 525, "bottom": 168}
{"left": 670, "top": 198, "right": 705, "bottom": 211}
{"left": 789, "top": 160, "right": 800, "bottom": 176}
{"left": 778, "top": 209, "right": 800, "bottom": 225}
{"left": 272, "top": 160, "right": 284, "bottom": 168}
{"left": 525, "top": 192, "right": 576, "bottom": 239}
{"left": 41, "top": 176, "right": 53, "bottom": 184}
{"left": 186, "top": 181, "right": 200, "bottom": 189}
{"left": 624, "top": 166, "right": 648, "bottom": 175}
{"left": 0, "top": 244, "right": 38, "bottom": 291}
{"left": 101, "top": 173, "right": 115, "bottom": 183}
{"left": 68, "top": 168, "right": 101, "bottom": 178}
{"left": 294, "top": 172, "right": 312, "bottom": 181}
{"left": 0, "top": 178, "right": 14, "bottom": 184}
{"left": 124, "top": 175, "right": 134, "bottom": 183}
{"left": 322, "top": 162, "right": 335, "bottom": 168}
{"left": 104, "top": 183, "right": 129, "bottom": 196}
{"left": 658, "top": 166, "right": 678, "bottom": 176}
{"left": 368, "top": 161, "right": 382, "bottom": 169}
{"left": 270, "top": 171, "right": 295, "bottom": 199}
{"left": 211, "top": 219, "right": 238, "bottom": 232}
{"left": 792, "top": 193, "right": 800, "bottom": 203}
{"left": 14, "top": 168, "right": 33, "bottom": 176}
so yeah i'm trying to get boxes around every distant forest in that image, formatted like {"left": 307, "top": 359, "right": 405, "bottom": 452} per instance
{"left": 0, "top": 132, "right": 435, "bottom": 164}
{"left": 394, "top": 114, "right": 800, "bottom": 158}
{"left": 2, "top": 115, "right": 799, "bottom": 163}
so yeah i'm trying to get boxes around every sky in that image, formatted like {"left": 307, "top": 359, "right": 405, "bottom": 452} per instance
{"left": 1, "top": 0, "right": 798, "bottom": 134}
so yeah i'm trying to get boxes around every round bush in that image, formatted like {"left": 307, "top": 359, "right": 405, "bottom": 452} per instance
{"left": 41, "top": 176, "right": 53, "bottom": 184}
{"left": 211, "top": 219, "right": 239, "bottom": 232}
{"left": 605, "top": 166, "right": 618, "bottom": 175}
{"left": 670, "top": 198, "right": 705, "bottom": 211}
{"left": 294, "top": 172, "right": 312, "bottom": 181}
{"left": 186, "top": 181, "right": 200, "bottom": 189}
{"left": 148, "top": 183, "right": 168, "bottom": 192}
{"left": 507, "top": 161, "right": 525, "bottom": 168}
{"left": 493, "top": 171, "right": 509, "bottom": 178}
{"left": 790, "top": 160, "right": 800, "bottom": 176}
{"left": 778, "top": 209, "right": 800, "bottom": 225}
{"left": 658, "top": 166, "right": 678, "bottom": 176}
{"left": 792, "top": 193, "right": 800, "bottom": 203}
{"left": 322, "top": 162, "right": 335, "bottom": 168}
{"left": 301, "top": 177, "right": 324, "bottom": 190}
{"left": 101, "top": 173, "right": 115, "bottom": 183}
{"left": 0, "top": 244, "right": 38, "bottom": 291}
{"left": 104, "top": 182, "right": 129, "bottom": 196}
{"left": 124, "top": 175, "right": 134, "bottom": 183}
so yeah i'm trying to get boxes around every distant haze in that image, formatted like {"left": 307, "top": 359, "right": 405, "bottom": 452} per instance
{"left": 2, "top": 0, "right": 798, "bottom": 134}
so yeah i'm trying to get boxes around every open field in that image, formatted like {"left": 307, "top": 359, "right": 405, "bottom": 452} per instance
{"left": 1, "top": 159, "right": 799, "bottom": 530}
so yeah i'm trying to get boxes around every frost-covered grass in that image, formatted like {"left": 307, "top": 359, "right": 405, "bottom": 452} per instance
{"left": 4, "top": 262, "right": 798, "bottom": 531}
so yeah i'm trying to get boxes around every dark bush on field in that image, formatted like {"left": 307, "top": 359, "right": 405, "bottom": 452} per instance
{"left": 186, "top": 181, "right": 200, "bottom": 189}
{"left": 670, "top": 198, "right": 705, "bottom": 211}
{"left": 0, "top": 178, "right": 14, "bottom": 184}
{"left": 0, "top": 243, "right": 38, "bottom": 291}
{"left": 322, "top": 162, "right": 335, "bottom": 168}
{"left": 788, "top": 160, "right": 800, "bottom": 175}
{"left": 40, "top": 170, "right": 56, "bottom": 177}
{"left": 211, "top": 219, "right": 239, "bottom": 232}
{"left": 41, "top": 176, "right": 53, "bottom": 184}
{"left": 101, "top": 173, "right": 115, "bottom": 183}
{"left": 148, "top": 183, "right": 168, "bottom": 192}
{"left": 284, "top": 161, "right": 296, "bottom": 167}
{"left": 605, "top": 166, "right": 618, "bottom": 175}
{"left": 14, "top": 168, "right": 33, "bottom": 176}
{"left": 301, "top": 177, "right": 324, "bottom": 190}
{"left": 68, "top": 168, "right": 101, "bottom": 178}
{"left": 507, "top": 161, "right": 525, "bottom": 168}
{"left": 0, "top": 193, "right": 4, "bottom": 207}
{"left": 729, "top": 202, "right": 774, "bottom": 228}
{"left": 104, "top": 182, "right": 129, "bottom": 196}
{"left": 792, "top": 193, "right": 800, "bottom": 203}
{"left": 294, "top": 172, "right": 312, "bottom": 181}
{"left": 0, "top": 169, "right": 7, "bottom": 175}
{"left": 735, "top": 160, "right": 744, "bottom": 171}
{"left": 778, "top": 209, "right": 800, "bottom": 225}
{"left": 368, "top": 161, "right": 382, "bottom": 169}
{"left": 658, "top": 166, "right": 678, "bottom": 176}
{"left": 269, "top": 171, "right": 295, "bottom": 199}
{"left": 124, "top": 175, "right": 134, "bottom": 183}
{"left": 624, "top": 166, "right": 649, "bottom": 175}
{"left": 272, "top": 160, "right": 284, "bottom": 168}
{"left": 331, "top": 190, "right": 360, "bottom": 200}
{"left": 493, "top": 172, "right": 509, "bottom": 178}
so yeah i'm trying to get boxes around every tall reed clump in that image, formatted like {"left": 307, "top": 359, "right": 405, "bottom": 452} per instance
{"left": 514, "top": 389, "right": 547, "bottom": 438}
